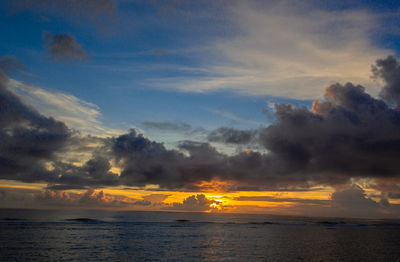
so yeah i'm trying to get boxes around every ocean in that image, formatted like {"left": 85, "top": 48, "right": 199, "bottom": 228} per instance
{"left": 1, "top": 209, "right": 400, "bottom": 261}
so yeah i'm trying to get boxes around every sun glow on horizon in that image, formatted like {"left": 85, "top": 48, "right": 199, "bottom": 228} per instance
{"left": 0, "top": 179, "right": 392, "bottom": 216}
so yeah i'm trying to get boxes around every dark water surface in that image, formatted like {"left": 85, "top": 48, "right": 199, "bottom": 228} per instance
{"left": 1, "top": 209, "right": 400, "bottom": 261}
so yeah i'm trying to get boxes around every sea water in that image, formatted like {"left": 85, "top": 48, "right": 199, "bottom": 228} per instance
{"left": 1, "top": 209, "right": 400, "bottom": 261}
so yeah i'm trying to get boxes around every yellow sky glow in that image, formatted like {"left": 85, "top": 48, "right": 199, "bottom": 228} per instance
{"left": 0, "top": 179, "right": 388, "bottom": 213}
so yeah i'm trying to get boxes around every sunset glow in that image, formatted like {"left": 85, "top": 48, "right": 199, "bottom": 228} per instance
{"left": 1, "top": 0, "right": 400, "bottom": 219}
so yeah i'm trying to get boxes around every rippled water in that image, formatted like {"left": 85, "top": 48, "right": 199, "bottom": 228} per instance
{"left": 1, "top": 209, "right": 400, "bottom": 261}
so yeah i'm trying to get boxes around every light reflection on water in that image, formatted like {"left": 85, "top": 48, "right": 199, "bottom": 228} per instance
{"left": 1, "top": 209, "right": 400, "bottom": 261}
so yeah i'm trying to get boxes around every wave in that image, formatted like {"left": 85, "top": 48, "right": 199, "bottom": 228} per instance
{"left": 65, "top": 218, "right": 103, "bottom": 223}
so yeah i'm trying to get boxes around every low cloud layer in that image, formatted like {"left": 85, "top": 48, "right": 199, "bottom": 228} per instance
{"left": 43, "top": 33, "right": 88, "bottom": 61}
{"left": 233, "top": 196, "right": 330, "bottom": 206}
{"left": 0, "top": 187, "right": 159, "bottom": 209}
{"left": 233, "top": 185, "right": 400, "bottom": 218}
{"left": 166, "top": 194, "right": 220, "bottom": 212}
{"left": 329, "top": 185, "right": 384, "bottom": 218}
{"left": 0, "top": 188, "right": 220, "bottom": 212}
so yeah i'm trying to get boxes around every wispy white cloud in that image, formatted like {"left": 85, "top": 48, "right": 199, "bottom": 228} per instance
{"left": 8, "top": 79, "right": 123, "bottom": 136}
{"left": 153, "top": 1, "right": 392, "bottom": 99}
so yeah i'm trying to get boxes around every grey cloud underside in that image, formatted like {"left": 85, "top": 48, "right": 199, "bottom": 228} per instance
{"left": 43, "top": 33, "right": 88, "bottom": 61}
{"left": 373, "top": 56, "right": 400, "bottom": 107}
{"left": 207, "top": 127, "right": 258, "bottom": 144}
{"left": 0, "top": 60, "right": 115, "bottom": 186}
{"left": 2, "top": 56, "right": 400, "bottom": 194}
{"left": 142, "top": 121, "right": 255, "bottom": 144}
{"left": 0, "top": 68, "right": 70, "bottom": 183}
{"left": 45, "top": 184, "right": 87, "bottom": 191}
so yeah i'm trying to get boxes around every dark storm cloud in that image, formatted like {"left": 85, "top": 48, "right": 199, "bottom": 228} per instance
{"left": 0, "top": 56, "right": 116, "bottom": 188}
{"left": 56, "top": 159, "right": 119, "bottom": 188}
{"left": 3, "top": 55, "right": 400, "bottom": 194}
{"left": 207, "top": 127, "right": 257, "bottom": 144}
{"left": 111, "top": 56, "right": 400, "bottom": 191}
{"left": 43, "top": 33, "right": 88, "bottom": 61}
{"left": 0, "top": 60, "right": 71, "bottom": 183}
{"left": 1, "top": 0, "right": 117, "bottom": 23}
{"left": 45, "top": 184, "right": 87, "bottom": 191}
{"left": 109, "top": 129, "right": 315, "bottom": 191}
{"left": 258, "top": 79, "right": 400, "bottom": 184}
{"left": 112, "top": 130, "right": 225, "bottom": 189}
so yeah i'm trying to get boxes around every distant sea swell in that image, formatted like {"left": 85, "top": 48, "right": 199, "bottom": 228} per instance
{"left": 1, "top": 209, "right": 400, "bottom": 261}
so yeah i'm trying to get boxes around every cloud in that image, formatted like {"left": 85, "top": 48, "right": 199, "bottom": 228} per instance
{"left": 166, "top": 194, "right": 220, "bottom": 212}
{"left": 111, "top": 129, "right": 241, "bottom": 190}
{"left": 331, "top": 185, "right": 380, "bottom": 211}
{"left": 231, "top": 185, "right": 400, "bottom": 218}
{"left": 0, "top": 187, "right": 41, "bottom": 209}
{"left": 102, "top": 59, "right": 400, "bottom": 190}
{"left": 43, "top": 32, "right": 88, "bottom": 61}
{"left": 35, "top": 188, "right": 151, "bottom": 209}
{"left": 207, "top": 127, "right": 257, "bottom": 144}
{"left": 257, "top": 73, "right": 400, "bottom": 185}
{"left": 299, "top": 185, "right": 400, "bottom": 218}
{"left": 372, "top": 55, "right": 400, "bottom": 106}
{"left": 233, "top": 196, "right": 329, "bottom": 206}
{"left": 0, "top": 187, "right": 218, "bottom": 211}
{"left": 141, "top": 193, "right": 169, "bottom": 203}
{"left": 0, "top": 55, "right": 25, "bottom": 75}
{"left": 112, "top": 129, "right": 211, "bottom": 189}
{"left": 133, "top": 199, "right": 152, "bottom": 206}
{"left": 161, "top": 1, "right": 391, "bottom": 99}
{"left": 45, "top": 184, "right": 87, "bottom": 191}
{"left": 0, "top": 62, "right": 71, "bottom": 183}
{"left": 8, "top": 78, "right": 122, "bottom": 136}
{"left": 54, "top": 154, "right": 120, "bottom": 188}
{"left": 4, "top": 52, "right": 400, "bottom": 207}
{"left": 0, "top": 56, "right": 116, "bottom": 188}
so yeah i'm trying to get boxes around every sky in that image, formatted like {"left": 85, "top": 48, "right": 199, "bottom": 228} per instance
{"left": 2, "top": 0, "right": 400, "bottom": 218}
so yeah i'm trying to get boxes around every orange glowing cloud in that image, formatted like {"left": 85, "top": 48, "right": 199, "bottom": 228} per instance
{"left": 194, "top": 179, "right": 235, "bottom": 193}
